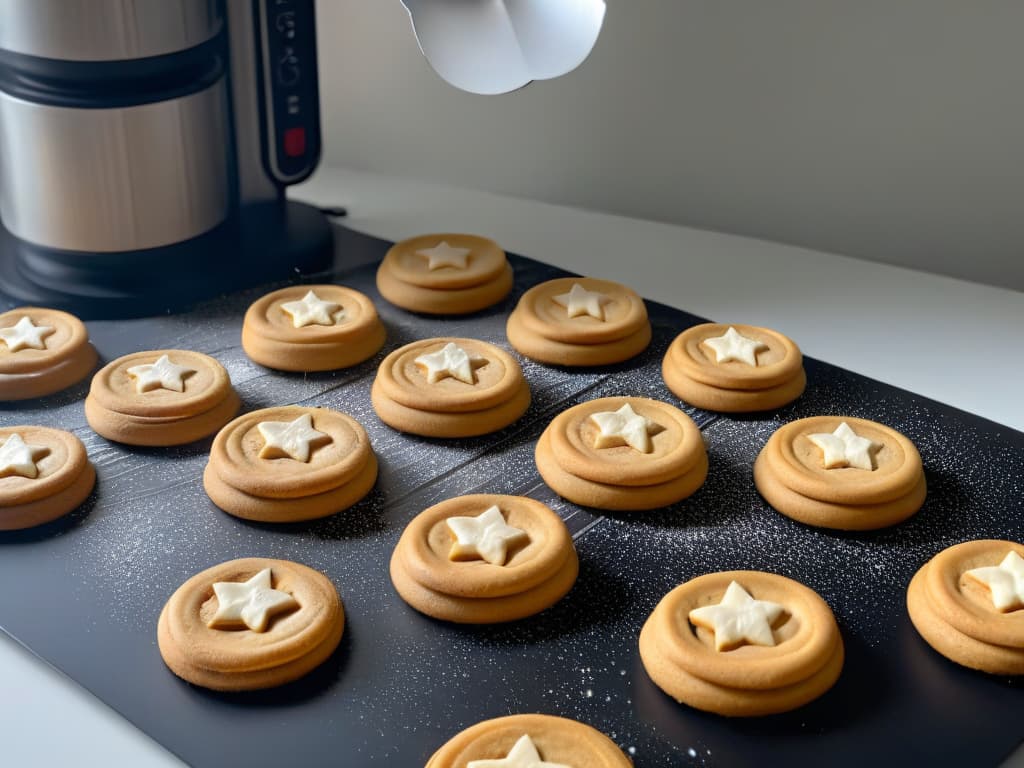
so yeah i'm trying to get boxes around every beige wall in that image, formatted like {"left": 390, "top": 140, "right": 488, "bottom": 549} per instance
{"left": 315, "top": 1, "right": 1024, "bottom": 290}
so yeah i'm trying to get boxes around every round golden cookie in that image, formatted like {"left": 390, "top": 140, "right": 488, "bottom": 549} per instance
{"left": 639, "top": 570, "right": 844, "bottom": 717}
{"left": 907, "top": 540, "right": 1024, "bottom": 675}
{"left": 0, "top": 307, "right": 97, "bottom": 401}
{"left": 506, "top": 277, "right": 651, "bottom": 366}
{"left": 85, "top": 349, "right": 240, "bottom": 446}
{"left": 535, "top": 396, "right": 707, "bottom": 511}
{"left": 390, "top": 494, "right": 578, "bottom": 624}
{"left": 376, "top": 233, "right": 513, "bottom": 315}
{"left": 241, "top": 284, "right": 386, "bottom": 372}
{"left": 0, "top": 426, "right": 95, "bottom": 530}
{"left": 204, "top": 406, "right": 377, "bottom": 523}
{"left": 371, "top": 337, "right": 530, "bottom": 438}
{"left": 662, "top": 323, "right": 806, "bottom": 412}
{"left": 754, "top": 415, "right": 926, "bottom": 530}
{"left": 157, "top": 557, "right": 344, "bottom": 691}
{"left": 426, "top": 713, "right": 632, "bottom": 768}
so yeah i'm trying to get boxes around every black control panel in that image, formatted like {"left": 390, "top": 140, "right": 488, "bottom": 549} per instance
{"left": 257, "top": 0, "right": 321, "bottom": 185}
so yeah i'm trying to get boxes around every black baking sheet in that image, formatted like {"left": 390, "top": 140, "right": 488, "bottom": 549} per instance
{"left": 1, "top": 224, "right": 1022, "bottom": 767}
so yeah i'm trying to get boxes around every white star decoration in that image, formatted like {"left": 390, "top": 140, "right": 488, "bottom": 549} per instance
{"left": 417, "top": 241, "right": 472, "bottom": 270}
{"left": 965, "top": 551, "right": 1024, "bottom": 612}
{"left": 257, "top": 413, "right": 331, "bottom": 462}
{"left": 207, "top": 568, "right": 299, "bottom": 633}
{"left": 589, "top": 403, "right": 662, "bottom": 454}
{"left": 446, "top": 505, "right": 529, "bottom": 566}
{"left": 0, "top": 316, "right": 55, "bottom": 352}
{"left": 126, "top": 354, "right": 196, "bottom": 394}
{"left": 0, "top": 433, "right": 49, "bottom": 480}
{"left": 688, "top": 581, "right": 786, "bottom": 652}
{"left": 552, "top": 283, "right": 610, "bottom": 321}
{"left": 280, "top": 289, "right": 345, "bottom": 328}
{"left": 414, "top": 342, "right": 488, "bottom": 385}
{"left": 703, "top": 326, "right": 767, "bottom": 367}
{"left": 467, "top": 735, "right": 574, "bottom": 768}
{"left": 807, "top": 421, "right": 880, "bottom": 471}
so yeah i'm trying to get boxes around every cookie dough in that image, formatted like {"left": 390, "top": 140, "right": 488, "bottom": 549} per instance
{"left": 0, "top": 426, "right": 95, "bottom": 530}
{"left": 241, "top": 284, "right": 386, "bottom": 371}
{"left": 0, "top": 307, "right": 97, "bottom": 401}
{"left": 376, "top": 233, "right": 513, "bottom": 315}
{"left": 906, "top": 539, "right": 1024, "bottom": 675}
{"left": 754, "top": 416, "right": 926, "bottom": 530}
{"left": 662, "top": 323, "right": 806, "bottom": 412}
{"left": 371, "top": 338, "right": 530, "bottom": 438}
{"left": 426, "top": 713, "right": 632, "bottom": 767}
{"left": 157, "top": 557, "right": 344, "bottom": 691}
{"left": 506, "top": 277, "right": 651, "bottom": 366}
{"left": 85, "top": 350, "right": 240, "bottom": 446}
{"left": 204, "top": 406, "right": 378, "bottom": 523}
{"left": 390, "top": 494, "right": 578, "bottom": 624}
{"left": 639, "top": 570, "right": 844, "bottom": 716}
{"left": 535, "top": 397, "right": 707, "bottom": 511}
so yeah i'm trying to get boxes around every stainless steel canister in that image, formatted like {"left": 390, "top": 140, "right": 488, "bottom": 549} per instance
{"left": 0, "top": 0, "right": 229, "bottom": 253}
{"left": 0, "top": 0, "right": 220, "bottom": 61}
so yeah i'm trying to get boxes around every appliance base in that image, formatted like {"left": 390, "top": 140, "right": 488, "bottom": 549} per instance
{"left": 0, "top": 200, "right": 333, "bottom": 318}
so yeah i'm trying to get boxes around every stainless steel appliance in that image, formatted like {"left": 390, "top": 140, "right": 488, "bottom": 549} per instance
{"left": 0, "top": 0, "right": 606, "bottom": 317}
{"left": 0, "top": 0, "right": 330, "bottom": 316}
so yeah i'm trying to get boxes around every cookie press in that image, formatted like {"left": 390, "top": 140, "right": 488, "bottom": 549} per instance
{"left": 0, "top": 0, "right": 605, "bottom": 317}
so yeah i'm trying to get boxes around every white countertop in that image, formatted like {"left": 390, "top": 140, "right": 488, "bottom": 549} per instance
{"left": 1, "top": 166, "right": 1021, "bottom": 766}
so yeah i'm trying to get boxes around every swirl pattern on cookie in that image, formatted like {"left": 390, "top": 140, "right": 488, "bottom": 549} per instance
{"left": 662, "top": 322, "right": 805, "bottom": 412}
{"left": 390, "top": 494, "right": 577, "bottom": 624}
{"left": 426, "top": 713, "right": 634, "bottom": 767}
{"left": 506, "top": 277, "right": 651, "bottom": 366}
{"left": 0, "top": 426, "right": 95, "bottom": 530}
{"left": 158, "top": 557, "right": 344, "bottom": 691}
{"left": 0, "top": 307, "right": 98, "bottom": 401}
{"left": 204, "top": 406, "right": 377, "bottom": 523}
{"left": 377, "top": 233, "right": 513, "bottom": 314}
{"left": 754, "top": 415, "right": 925, "bottom": 530}
{"left": 372, "top": 337, "right": 530, "bottom": 438}
{"left": 536, "top": 396, "right": 707, "bottom": 511}
{"left": 907, "top": 539, "right": 1024, "bottom": 675}
{"left": 242, "top": 284, "right": 385, "bottom": 372}
{"left": 85, "top": 349, "right": 240, "bottom": 446}
{"left": 639, "top": 570, "right": 844, "bottom": 716}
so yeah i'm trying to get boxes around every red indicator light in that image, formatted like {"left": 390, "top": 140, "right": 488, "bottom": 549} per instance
{"left": 283, "top": 127, "right": 306, "bottom": 157}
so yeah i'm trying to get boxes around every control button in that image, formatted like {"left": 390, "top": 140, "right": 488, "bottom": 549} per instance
{"left": 276, "top": 11, "right": 296, "bottom": 39}
{"left": 277, "top": 46, "right": 300, "bottom": 86}
{"left": 283, "top": 127, "right": 306, "bottom": 158}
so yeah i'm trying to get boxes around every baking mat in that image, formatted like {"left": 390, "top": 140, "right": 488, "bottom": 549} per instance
{"left": 1, "top": 224, "right": 1022, "bottom": 767}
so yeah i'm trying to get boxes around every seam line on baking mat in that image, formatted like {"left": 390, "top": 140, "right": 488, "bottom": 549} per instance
{"left": 519, "top": 478, "right": 607, "bottom": 540}
{"left": 693, "top": 411, "right": 719, "bottom": 430}
{"left": 572, "top": 516, "right": 606, "bottom": 540}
